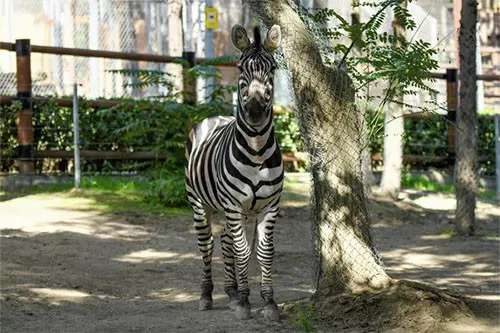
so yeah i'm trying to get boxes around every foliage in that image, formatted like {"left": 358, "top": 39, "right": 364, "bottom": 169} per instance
{"left": 295, "top": 0, "right": 442, "bottom": 160}
{"left": 1, "top": 102, "right": 495, "bottom": 175}
{"left": 287, "top": 304, "right": 316, "bottom": 333}
{"left": 299, "top": 0, "right": 440, "bottom": 105}
{"left": 366, "top": 111, "right": 495, "bottom": 174}
{"left": 274, "top": 106, "right": 303, "bottom": 154}
{"left": 149, "top": 171, "right": 187, "bottom": 207}
{"left": 0, "top": 101, "right": 20, "bottom": 172}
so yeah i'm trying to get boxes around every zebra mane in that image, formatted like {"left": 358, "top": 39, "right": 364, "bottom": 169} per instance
{"left": 253, "top": 26, "right": 261, "bottom": 48}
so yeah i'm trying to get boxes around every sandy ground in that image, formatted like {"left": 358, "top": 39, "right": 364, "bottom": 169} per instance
{"left": 1, "top": 184, "right": 499, "bottom": 333}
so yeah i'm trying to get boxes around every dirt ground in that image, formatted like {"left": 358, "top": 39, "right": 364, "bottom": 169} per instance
{"left": 1, "top": 182, "right": 499, "bottom": 332}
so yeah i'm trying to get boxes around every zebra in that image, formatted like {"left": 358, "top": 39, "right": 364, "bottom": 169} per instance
{"left": 184, "top": 24, "right": 283, "bottom": 321}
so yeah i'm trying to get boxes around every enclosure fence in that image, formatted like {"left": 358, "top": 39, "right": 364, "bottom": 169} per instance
{"left": 0, "top": 0, "right": 174, "bottom": 98}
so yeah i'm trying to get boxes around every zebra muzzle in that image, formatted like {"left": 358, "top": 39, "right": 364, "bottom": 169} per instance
{"left": 245, "top": 98, "right": 266, "bottom": 124}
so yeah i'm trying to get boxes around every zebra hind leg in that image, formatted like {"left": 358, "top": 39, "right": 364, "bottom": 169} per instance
{"left": 193, "top": 206, "right": 214, "bottom": 311}
{"left": 257, "top": 209, "right": 280, "bottom": 321}
{"left": 221, "top": 224, "right": 238, "bottom": 310}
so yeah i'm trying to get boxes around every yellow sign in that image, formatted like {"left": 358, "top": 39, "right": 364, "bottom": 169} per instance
{"left": 205, "top": 8, "right": 218, "bottom": 30}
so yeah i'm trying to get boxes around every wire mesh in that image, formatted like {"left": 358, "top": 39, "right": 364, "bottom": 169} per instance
{"left": 249, "top": 0, "right": 399, "bottom": 293}
{"left": 0, "top": 0, "right": 171, "bottom": 98}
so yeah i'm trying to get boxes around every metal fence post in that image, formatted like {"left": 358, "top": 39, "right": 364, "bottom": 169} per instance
{"left": 15, "top": 39, "right": 34, "bottom": 174}
{"left": 73, "top": 83, "right": 81, "bottom": 188}
{"left": 495, "top": 114, "right": 499, "bottom": 201}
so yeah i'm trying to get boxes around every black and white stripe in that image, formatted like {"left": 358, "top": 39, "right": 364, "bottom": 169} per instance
{"left": 185, "top": 25, "right": 283, "bottom": 320}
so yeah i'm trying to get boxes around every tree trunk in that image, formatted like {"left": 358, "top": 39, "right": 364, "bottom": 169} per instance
{"left": 380, "top": 101, "right": 403, "bottom": 198}
{"left": 244, "top": 0, "right": 390, "bottom": 293}
{"left": 167, "top": 0, "right": 183, "bottom": 98}
{"left": 380, "top": 1, "right": 406, "bottom": 199}
{"left": 455, "top": 0, "right": 477, "bottom": 236}
{"left": 351, "top": 0, "right": 373, "bottom": 198}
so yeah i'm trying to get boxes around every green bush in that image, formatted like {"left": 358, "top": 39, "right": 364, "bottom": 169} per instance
{"left": 274, "top": 106, "right": 303, "bottom": 154}
{"left": 367, "top": 111, "right": 496, "bottom": 175}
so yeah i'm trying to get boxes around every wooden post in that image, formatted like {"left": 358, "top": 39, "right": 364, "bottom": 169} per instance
{"left": 495, "top": 114, "right": 499, "bottom": 201}
{"left": 182, "top": 51, "right": 196, "bottom": 105}
{"left": 446, "top": 68, "right": 458, "bottom": 167}
{"left": 15, "top": 39, "right": 34, "bottom": 174}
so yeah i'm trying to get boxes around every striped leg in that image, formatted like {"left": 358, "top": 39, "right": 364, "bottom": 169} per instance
{"left": 193, "top": 205, "right": 214, "bottom": 311}
{"left": 221, "top": 224, "right": 238, "bottom": 309}
{"left": 225, "top": 211, "right": 251, "bottom": 320}
{"left": 257, "top": 208, "right": 279, "bottom": 321}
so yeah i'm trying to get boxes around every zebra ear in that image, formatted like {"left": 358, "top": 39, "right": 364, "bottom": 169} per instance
{"left": 231, "top": 25, "right": 251, "bottom": 52}
{"left": 264, "top": 25, "right": 281, "bottom": 52}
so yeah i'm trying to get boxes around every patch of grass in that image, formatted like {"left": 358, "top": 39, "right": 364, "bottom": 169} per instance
{"left": 7, "top": 175, "right": 191, "bottom": 216}
{"left": 401, "top": 174, "right": 496, "bottom": 200}
{"left": 401, "top": 174, "right": 454, "bottom": 193}
{"left": 282, "top": 179, "right": 311, "bottom": 205}
{"left": 287, "top": 304, "right": 316, "bottom": 333}
{"left": 440, "top": 229, "right": 458, "bottom": 237}
{"left": 478, "top": 235, "right": 500, "bottom": 241}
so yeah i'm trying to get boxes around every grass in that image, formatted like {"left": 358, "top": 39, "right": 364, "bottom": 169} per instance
{"left": 3, "top": 173, "right": 495, "bottom": 216}
{"left": 3, "top": 176, "right": 191, "bottom": 216}
{"left": 401, "top": 174, "right": 497, "bottom": 200}
{"left": 287, "top": 303, "right": 316, "bottom": 333}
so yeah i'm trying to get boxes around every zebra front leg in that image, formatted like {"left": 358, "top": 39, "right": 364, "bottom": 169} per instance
{"left": 226, "top": 211, "right": 251, "bottom": 320}
{"left": 193, "top": 206, "right": 214, "bottom": 311}
{"left": 257, "top": 208, "right": 280, "bottom": 321}
{"left": 221, "top": 224, "right": 238, "bottom": 310}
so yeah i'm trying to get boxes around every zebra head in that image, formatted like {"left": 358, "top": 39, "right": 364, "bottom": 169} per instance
{"left": 231, "top": 24, "right": 281, "bottom": 128}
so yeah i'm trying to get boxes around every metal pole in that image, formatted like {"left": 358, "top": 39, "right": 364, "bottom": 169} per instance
{"left": 73, "top": 83, "right": 81, "bottom": 188}
{"left": 205, "top": 0, "right": 214, "bottom": 99}
{"left": 495, "top": 114, "right": 499, "bottom": 201}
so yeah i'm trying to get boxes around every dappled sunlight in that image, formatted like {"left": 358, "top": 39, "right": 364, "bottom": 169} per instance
{"left": 148, "top": 287, "right": 224, "bottom": 303}
{"left": 468, "top": 294, "right": 500, "bottom": 301}
{"left": 419, "top": 234, "right": 452, "bottom": 240}
{"left": 114, "top": 249, "right": 199, "bottom": 264}
{"left": 383, "top": 249, "right": 445, "bottom": 271}
{"left": 0, "top": 195, "right": 151, "bottom": 240}
{"left": 383, "top": 247, "right": 488, "bottom": 272}
{"left": 412, "top": 195, "right": 456, "bottom": 211}
{"left": 408, "top": 191, "right": 500, "bottom": 220}
{"left": 29, "top": 288, "right": 90, "bottom": 305}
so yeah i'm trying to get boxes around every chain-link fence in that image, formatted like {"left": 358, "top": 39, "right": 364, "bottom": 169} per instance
{"left": 0, "top": 0, "right": 182, "bottom": 98}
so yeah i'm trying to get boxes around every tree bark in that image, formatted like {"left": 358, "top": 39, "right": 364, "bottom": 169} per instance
{"left": 455, "top": 0, "right": 477, "bottom": 236}
{"left": 380, "top": 1, "right": 406, "bottom": 199}
{"left": 244, "top": 0, "right": 390, "bottom": 293}
{"left": 167, "top": 0, "right": 184, "bottom": 98}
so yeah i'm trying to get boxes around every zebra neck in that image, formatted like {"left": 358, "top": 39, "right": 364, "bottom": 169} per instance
{"left": 234, "top": 109, "right": 276, "bottom": 165}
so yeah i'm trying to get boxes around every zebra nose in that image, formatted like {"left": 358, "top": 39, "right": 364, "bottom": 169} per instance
{"left": 247, "top": 80, "right": 266, "bottom": 103}
{"left": 245, "top": 98, "right": 265, "bottom": 115}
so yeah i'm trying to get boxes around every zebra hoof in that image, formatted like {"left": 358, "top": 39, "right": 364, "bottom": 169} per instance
{"left": 199, "top": 296, "right": 213, "bottom": 311}
{"left": 235, "top": 299, "right": 251, "bottom": 320}
{"left": 263, "top": 301, "right": 279, "bottom": 321}
{"left": 229, "top": 297, "right": 239, "bottom": 310}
